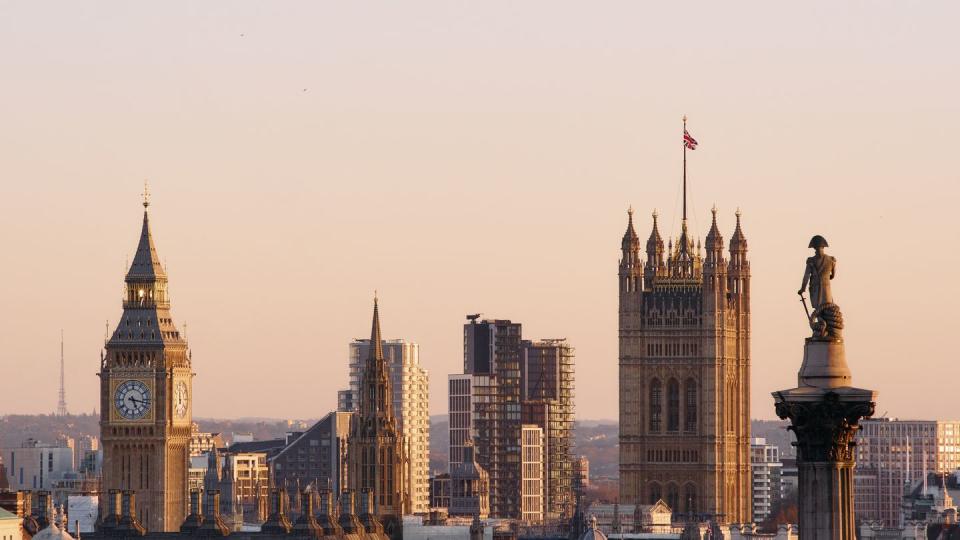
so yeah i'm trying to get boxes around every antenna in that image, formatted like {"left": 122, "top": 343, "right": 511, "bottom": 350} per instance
{"left": 57, "top": 329, "right": 68, "bottom": 417}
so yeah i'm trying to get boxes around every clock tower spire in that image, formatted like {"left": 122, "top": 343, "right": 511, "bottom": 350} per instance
{"left": 100, "top": 193, "right": 193, "bottom": 532}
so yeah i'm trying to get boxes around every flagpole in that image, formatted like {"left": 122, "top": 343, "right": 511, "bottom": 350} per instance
{"left": 682, "top": 115, "right": 687, "bottom": 223}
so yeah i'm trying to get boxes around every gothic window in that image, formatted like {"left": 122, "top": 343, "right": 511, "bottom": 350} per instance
{"left": 684, "top": 483, "right": 697, "bottom": 514}
{"left": 667, "top": 483, "right": 679, "bottom": 511}
{"left": 649, "top": 482, "right": 662, "bottom": 505}
{"left": 648, "top": 379, "right": 662, "bottom": 433}
{"left": 684, "top": 378, "right": 698, "bottom": 432}
{"left": 667, "top": 379, "right": 680, "bottom": 432}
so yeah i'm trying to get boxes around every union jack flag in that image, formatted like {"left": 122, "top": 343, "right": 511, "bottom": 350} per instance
{"left": 683, "top": 129, "right": 698, "bottom": 150}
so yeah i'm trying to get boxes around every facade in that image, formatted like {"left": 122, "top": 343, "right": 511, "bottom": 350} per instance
{"left": 189, "top": 424, "right": 225, "bottom": 457}
{"left": 0, "top": 508, "right": 19, "bottom": 540}
{"left": 520, "top": 425, "right": 544, "bottom": 524}
{"left": 854, "top": 418, "right": 960, "bottom": 527}
{"left": 749, "top": 438, "right": 782, "bottom": 522}
{"left": 270, "top": 411, "right": 352, "bottom": 495}
{"left": 449, "top": 443, "right": 489, "bottom": 519}
{"left": 452, "top": 318, "right": 523, "bottom": 519}
{"left": 340, "top": 339, "right": 430, "bottom": 514}
{"left": 429, "top": 474, "right": 451, "bottom": 510}
{"left": 202, "top": 449, "right": 270, "bottom": 527}
{"left": 618, "top": 205, "right": 752, "bottom": 522}
{"left": 1, "top": 440, "right": 74, "bottom": 492}
{"left": 576, "top": 457, "right": 589, "bottom": 488}
{"left": 74, "top": 437, "right": 99, "bottom": 471}
{"left": 520, "top": 339, "right": 575, "bottom": 520}
{"left": 99, "top": 198, "right": 193, "bottom": 532}
{"left": 346, "top": 298, "right": 408, "bottom": 525}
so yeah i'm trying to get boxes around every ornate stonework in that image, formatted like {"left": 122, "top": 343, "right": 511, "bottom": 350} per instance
{"left": 775, "top": 392, "right": 875, "bottom": 463}
{"left": 100, "top": 200, "right": 192, "bottom": 532}
{"left": 619, "top": 207, "right": 752, "bottom": 523}
{"left": 347, "top": 298, "right": 408, "bottom": 536}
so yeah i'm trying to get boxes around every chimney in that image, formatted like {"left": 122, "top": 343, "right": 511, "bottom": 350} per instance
{"left": 35, "top": 491, "right": 52, "bottom": 530}
{"left": 99, "top": 490, "right": 121, "bottom": 531}
{"left": 179, "top": 489, "right": 205, "bottom": 533}
{"left": 292, "top": 489, "right": 319, "bottom": 535}
{"left": 260, "top": 489, "right": 291, "bottom": 534}
{"left": 358, "top": 489, "right": 384, "bottom": 534}
{"left": 338, "top": 490, "right": 363, "bottom": 535}
{"left": 315, "top": 490, "right": 343, "bottom": 537}
{"left": 195, "top": 490, "right": 230, "bottom": 536}
{"left": 117, "top": 491, "right": 145, "bottom": 536}
{"left": 17, "top": 491, "right": 39, "bottom": 537}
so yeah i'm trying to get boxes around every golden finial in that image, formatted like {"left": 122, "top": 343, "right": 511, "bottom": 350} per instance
{"left": 652, "top": 209, "right": 658, "bottom": 220}
{"left": 682, "top": 115, "right": 687, "bottom": 124}
{"left": 735, "top": 207, "right": 742, "bottom": 219}
{"left": 627, "top": 205, "right": 634, "bottom": 216}
{"left": 711, "top": 203, "right": 718, "bottom": 216}
{"left": 142, "top": 179, "right": 151, "bottom": 209}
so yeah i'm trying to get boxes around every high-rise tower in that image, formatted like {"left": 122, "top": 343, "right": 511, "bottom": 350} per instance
{"left": 617, "top": 128, "right": 752, "bottom": 522}
{"left": 99, "top": 192, "right": 193, "bottom": 531}
{"left": 347, "top": 297, "right": 408, "bottom": 528}
{"left": 57, "top": 330, "right": 68, "bottom": 417}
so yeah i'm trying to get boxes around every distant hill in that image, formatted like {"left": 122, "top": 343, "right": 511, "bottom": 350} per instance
{"left": 1, "top": 414, "right": 794, "bottom": 476}
{"left": 0, "top": 414, "right": 298, "bottom": 449}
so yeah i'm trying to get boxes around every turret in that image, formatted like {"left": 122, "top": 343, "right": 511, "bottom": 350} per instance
{"left": 620, "top": 207, "right": 642, "bottom": 294}
{"left": 703, "top": 206, "right": 728, "bottom": 313}
{"left": 729, "top": 209, "right": 748, "bottom": 270}
{"left": 644, "top": 210, "right": 665, "bottom": 284}
{"left": 704, "top": 206, "right": 724, "bottom": 267}
{"left": 728, "top": 209, "right": 750, "bottom": 303}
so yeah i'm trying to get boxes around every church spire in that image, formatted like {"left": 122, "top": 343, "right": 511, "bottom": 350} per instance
{"left": 369, "top": 293, "right": 384, "bottom": 365}
{"left": 126, "top": 192, "right": 166, "bottom": 282}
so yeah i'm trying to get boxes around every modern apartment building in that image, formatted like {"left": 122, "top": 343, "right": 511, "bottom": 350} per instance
{"left": 855, "top": 418, "right": 960, "bottom": 527}
{"left": 521, "top": 424, "right": 545, "bottom": 524}
{"left": 453, "top": 317, "right": 523, "bottom": 519}
{"left": 521, "top": 339, "right": 575, "bottom": 519}
{"left": 750, "top": 438, "right": 782, "bottom": 522}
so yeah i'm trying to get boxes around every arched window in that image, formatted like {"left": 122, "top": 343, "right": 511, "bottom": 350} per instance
{"left": 667, "top": 483, "right": 679, "bottom": 511}
{"left": 649, "top": 482, "right": 662, "bottom": 505}
{"left": 684, "top": 378, "right": 698, "bottom": 432}
{"left": 649, "top": 379, "right": 662, "bottom": 433}
{"left": 667, "top": 379, "right": 680, "bottom": 432}
{"left": 684, "top": 483, "right": 697, "bottom": 515}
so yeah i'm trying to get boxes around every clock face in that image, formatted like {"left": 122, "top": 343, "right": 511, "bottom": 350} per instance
{"left": 174, "top": 381, "right": 189, "bottom": 418}
{"left": 114, "top": 380, "right": 151, "bottom": 420}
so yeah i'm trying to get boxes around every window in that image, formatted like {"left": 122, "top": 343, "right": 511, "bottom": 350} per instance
{"left": 667, "top": 484, "right": 679, "bottom": 512}
{"left": 649, "top": 379, "right": 662, "bottom": 433}
{"left": 649, "top": 482, "right": 662, "bottom": 505}
{"left": 684, "top": 483, "right": 697, "bottom": 514}
{"left": 684, "top": 379, "right": 698, "bottom": 432}
{"left": 667, "top": 379, "right": 680, "bottom": 432}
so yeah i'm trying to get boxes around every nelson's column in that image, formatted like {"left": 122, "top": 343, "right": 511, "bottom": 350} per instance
{"left": 100, "top": 192, "right": 193, "bottom": 532}
{"left": 774, "top": 236, "right": 876, "bottom": 539}
{"left": 618, "top": 124, "right": 752, "bottom": 522}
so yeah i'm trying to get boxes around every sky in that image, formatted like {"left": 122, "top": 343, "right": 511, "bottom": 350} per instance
{"left": 1, "top": 2, "right": 958, "bottom": 421}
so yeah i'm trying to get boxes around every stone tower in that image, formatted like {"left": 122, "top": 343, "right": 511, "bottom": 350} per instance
{"left": 618, "top": 206, "right": 751, "bottom": 523}
{"left": 347, "top": 297, "right": 407, "bottom": 531}
{"left": 100, "top": 195, "right": 192, "bottom": 531}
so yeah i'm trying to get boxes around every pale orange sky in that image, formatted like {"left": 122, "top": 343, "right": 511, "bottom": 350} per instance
{"left": 1, "top": 2, "right": 958, "bottom": 421}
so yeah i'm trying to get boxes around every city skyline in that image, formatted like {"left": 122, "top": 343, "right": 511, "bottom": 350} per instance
{"left": 2, "top": 2, "right": 959, "bottom": 422}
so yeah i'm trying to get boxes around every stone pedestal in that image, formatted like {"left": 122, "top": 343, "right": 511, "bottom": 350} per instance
{"left": 773, "top": 338, "right": 876, "bottom": 540}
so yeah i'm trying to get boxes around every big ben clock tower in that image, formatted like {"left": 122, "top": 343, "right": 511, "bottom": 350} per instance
{"left": 100, "top": 191, "right": 192, "bottom": 532}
